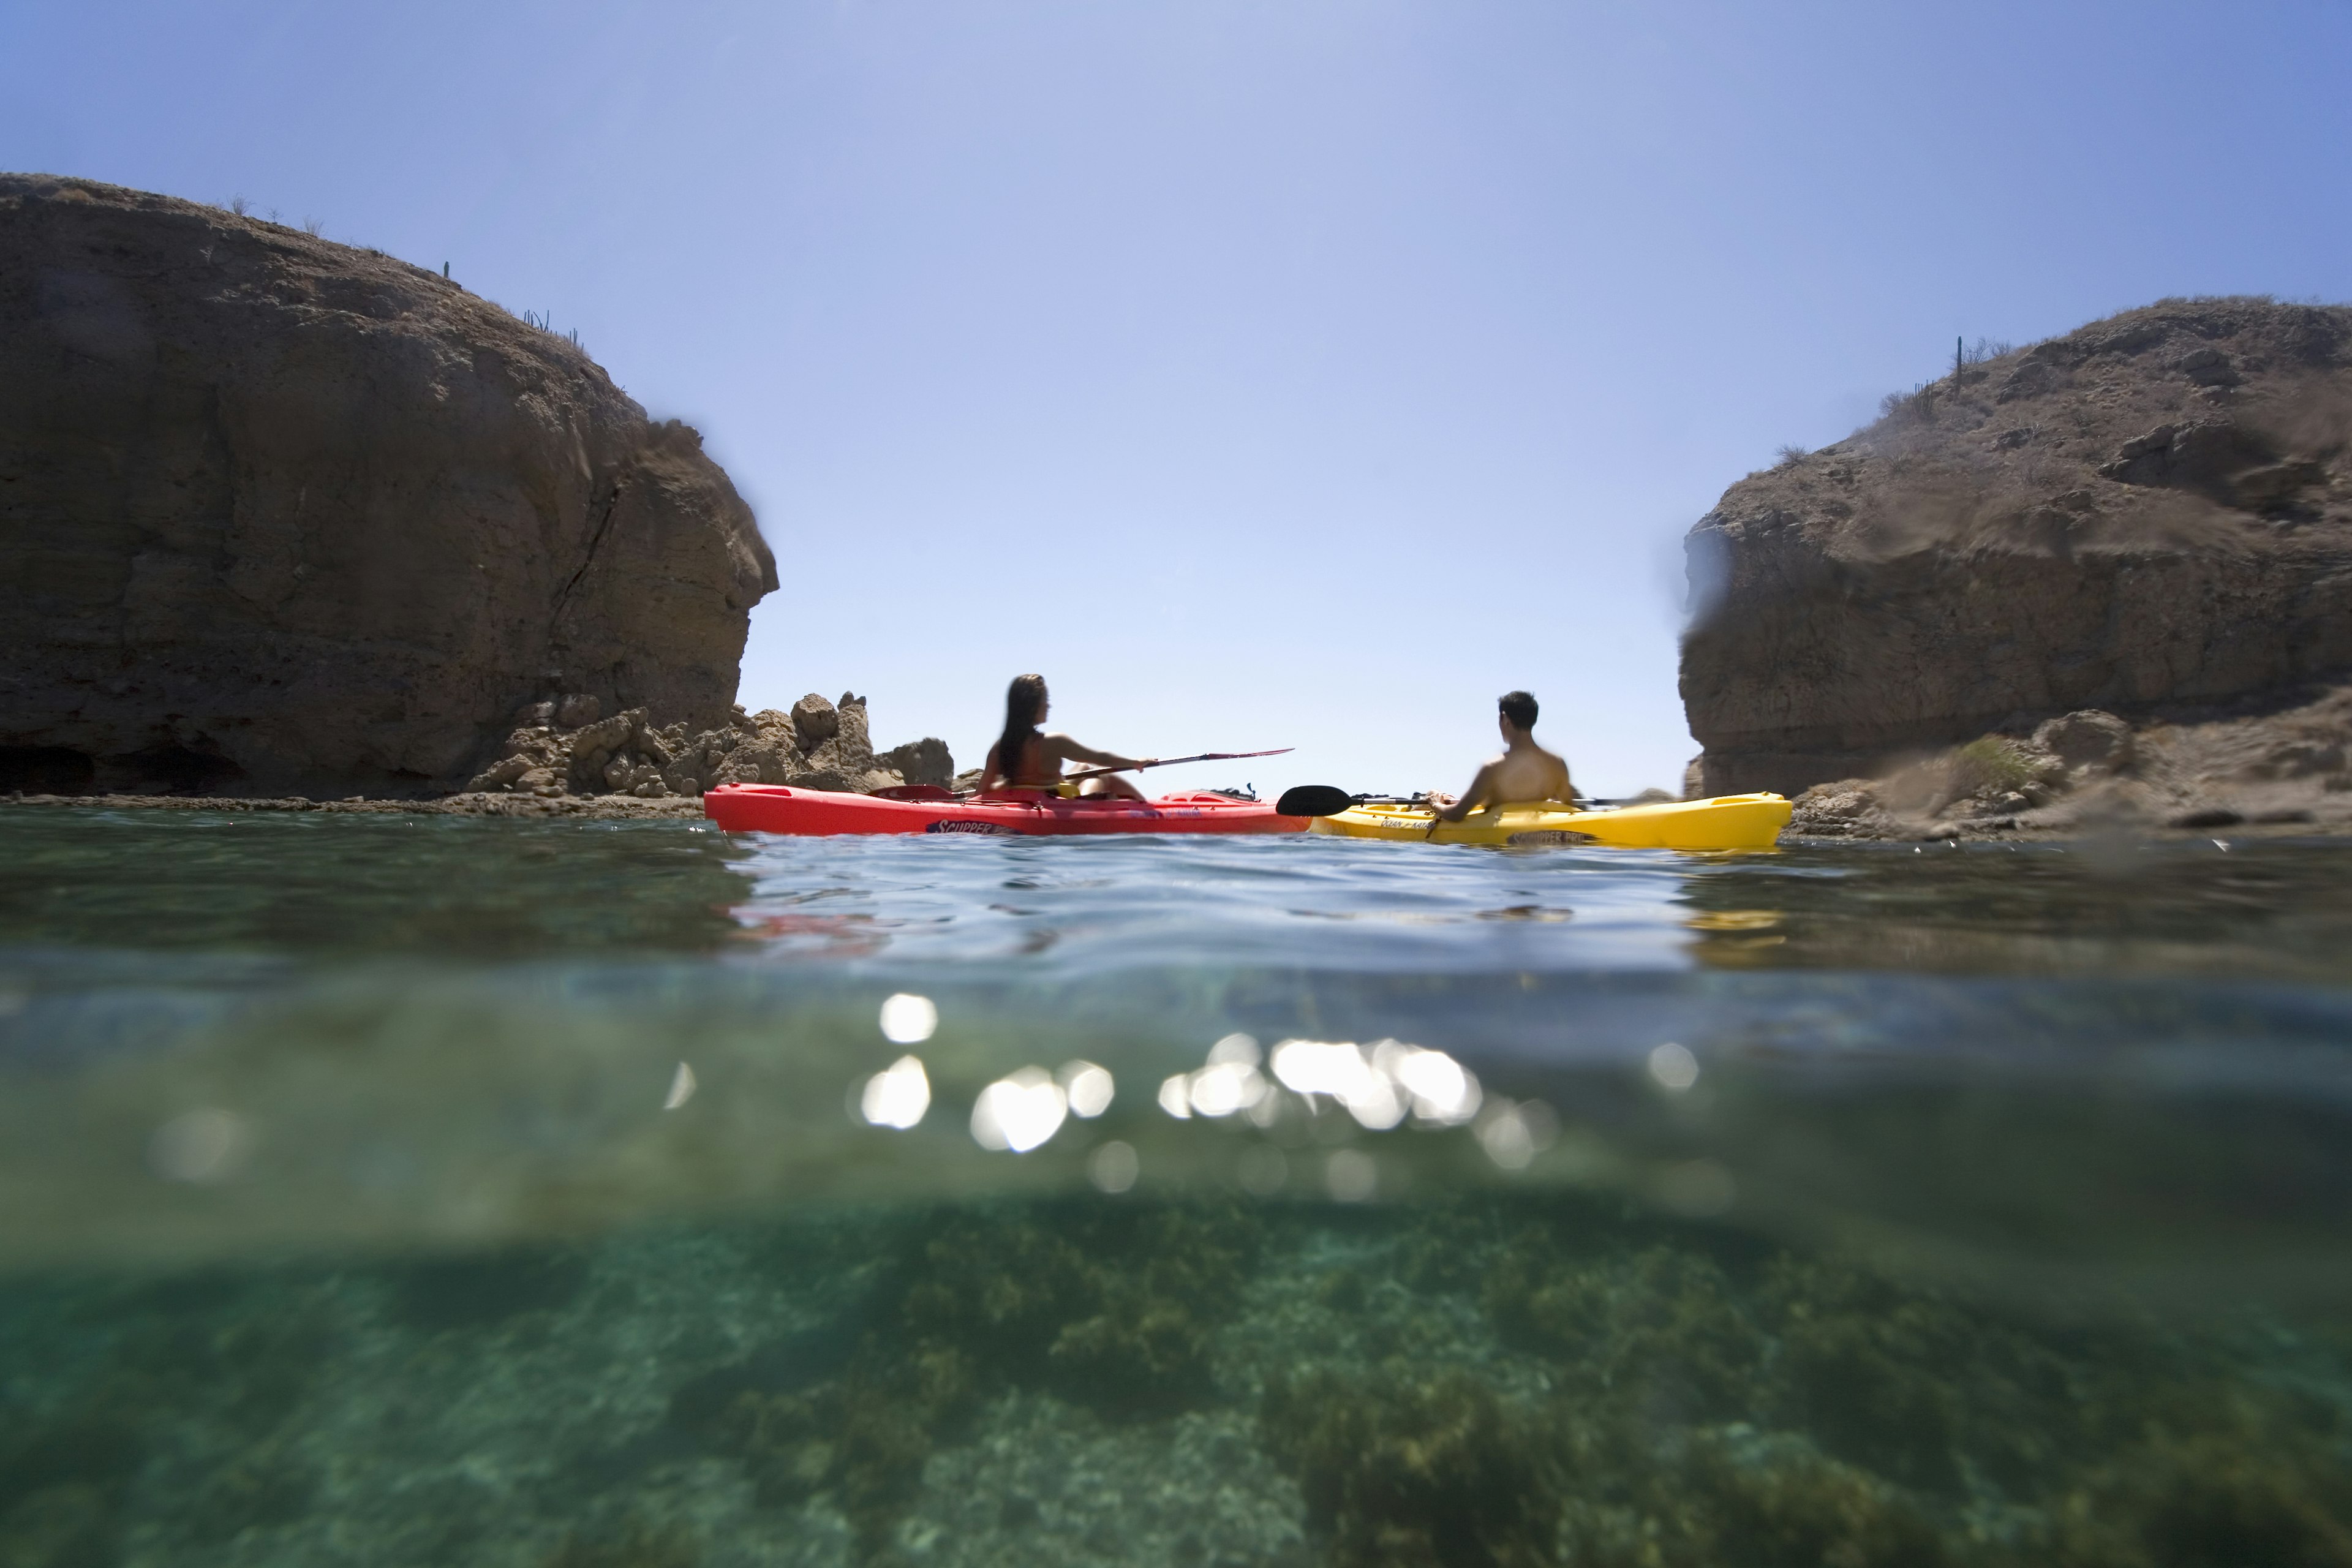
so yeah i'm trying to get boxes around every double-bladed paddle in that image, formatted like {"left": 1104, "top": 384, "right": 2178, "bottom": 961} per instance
{"left": 1273, "top": 786, "right": 1615, "bottom": 816}
{"left": 1059, "top": 748, "right": 1292, "bottom": 784}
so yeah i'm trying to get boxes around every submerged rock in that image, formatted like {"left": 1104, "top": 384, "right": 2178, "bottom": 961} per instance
{"left": 0, "top": 175, "right": 777, "bottom": 798}
{"left": 1683, "top": 297, "right": 2352, "bottom": 797}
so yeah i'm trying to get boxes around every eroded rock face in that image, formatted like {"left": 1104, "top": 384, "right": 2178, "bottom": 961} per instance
{"left": 1682, "top": 298, "right": 2352, "bottom": 796}
{"left": 0, "top": 175, "right": 777, "bottom": 796}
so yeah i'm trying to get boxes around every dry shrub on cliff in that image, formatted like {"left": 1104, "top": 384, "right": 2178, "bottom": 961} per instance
{"left": 1877, "top": 384, "right": 1935, "bottom": 423}
{"left": 1950, "top": 737, "right": 2037, "bottom": 797}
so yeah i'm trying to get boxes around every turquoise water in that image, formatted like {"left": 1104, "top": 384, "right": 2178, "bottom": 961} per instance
{"left": 1, "top": 809, "right": 2348, "bottom": 1565}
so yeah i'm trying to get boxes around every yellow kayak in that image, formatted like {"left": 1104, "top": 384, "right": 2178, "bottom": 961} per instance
{"left": 1308, "top": 793, "right": 1792, "bottom": 851}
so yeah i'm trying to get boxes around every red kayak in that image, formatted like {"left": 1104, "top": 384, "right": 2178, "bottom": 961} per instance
{"left": 703, "top": 783, "right": 1311, "bottom": 837}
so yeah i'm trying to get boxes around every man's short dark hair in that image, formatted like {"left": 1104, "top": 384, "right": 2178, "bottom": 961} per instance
{"left": 1499, "top": 690, "right": 1538, "bottom": 729}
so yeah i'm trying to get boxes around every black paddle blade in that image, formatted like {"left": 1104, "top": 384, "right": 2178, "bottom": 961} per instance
{"left": 1275, "top": 785, "right": 1356, "bottom": 818}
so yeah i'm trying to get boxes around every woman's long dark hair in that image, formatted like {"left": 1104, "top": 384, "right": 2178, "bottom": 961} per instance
{"left": 994, "top": 674, "right": 1047, "bottom": 784}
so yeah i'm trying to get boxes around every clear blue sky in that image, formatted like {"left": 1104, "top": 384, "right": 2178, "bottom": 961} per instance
{"left": 7, "top": 2, "right": 2349, "bottom": 794}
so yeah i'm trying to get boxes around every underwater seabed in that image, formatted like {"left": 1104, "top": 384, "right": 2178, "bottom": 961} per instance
{"left": 1, "top": 1191, "right": 2348, "bottom": 1568}
{"left": 5, "top": 815, "right": 2352, "bottom": 1564}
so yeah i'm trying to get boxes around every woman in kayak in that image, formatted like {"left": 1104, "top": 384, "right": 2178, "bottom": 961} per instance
{"left": 979, "top": 674, "right": 1157, "bottom": 798}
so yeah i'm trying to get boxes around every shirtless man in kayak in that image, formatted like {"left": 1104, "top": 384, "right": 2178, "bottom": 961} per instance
{"left": 1427, "top": 690, "right": 1575, "bottom": 821}
{"left": 979, "top": 673, "right": 1157, "bottom": 799}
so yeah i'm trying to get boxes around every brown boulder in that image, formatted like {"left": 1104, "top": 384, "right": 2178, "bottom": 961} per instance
{"left": 790, "top": 693, "right": 840, "bottom": 748}
{"left": 0, "top": 175, "right": 777, "bottom": 796}
{"left": 1682, "top": 298, "right": 2352, "bottom": 796}
{"left": 879, "top": 737, "right": 955, "bottom": 788}
{"left": 2032, "top": 709, "right": 2133, "bottom": 774}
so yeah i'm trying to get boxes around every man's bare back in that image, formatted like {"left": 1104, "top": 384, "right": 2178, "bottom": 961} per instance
{"left": 1428, "top": 692, "right": 1575, "bottom": 822}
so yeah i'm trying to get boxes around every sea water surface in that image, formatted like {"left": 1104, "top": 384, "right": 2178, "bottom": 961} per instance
{"left": 1, "top": 808, "right": 2348, "bottom": 1566}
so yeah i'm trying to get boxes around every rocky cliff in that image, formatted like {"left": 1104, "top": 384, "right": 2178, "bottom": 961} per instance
{"left": 1681, "top": 297, "right": 2352, "bottom": 796}
{"left": 0, "top": 175, "right": 778, "bottom": 796}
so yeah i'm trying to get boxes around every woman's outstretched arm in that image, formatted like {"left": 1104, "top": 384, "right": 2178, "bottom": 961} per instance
{"left": 1044, "top": 733, "right": 1156, "bottom": 772}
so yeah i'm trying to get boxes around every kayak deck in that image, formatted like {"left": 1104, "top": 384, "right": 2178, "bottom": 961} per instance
{"left": 1308, "top": 793, "right": 1792, "bottom": 851}
{"left": 704, "top": 783, "right": 1311, "bottom": 837}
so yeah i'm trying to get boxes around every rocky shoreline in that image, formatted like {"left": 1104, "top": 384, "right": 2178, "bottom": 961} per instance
{"left": 4, "top": 690, "right": 953, "bottom": 820}
{"left": 1787, "top": 682, "right": 2352, "bottom": 842}
{"left": 4, "top": 791, "right": 707, "bottom": 819}
{"left": 17, "top": 681, "right": 2351, "bottom": 844}
{"left": 458, "top": 689, "right": 950, "bottom": 802}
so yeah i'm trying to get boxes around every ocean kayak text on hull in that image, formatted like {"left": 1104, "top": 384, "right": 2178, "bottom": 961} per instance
{"left": 703, "top": 783, "right": 1312, "bottom": 837}
{"left": 1308, "top": 793, "right": 1792, "bottom": 851}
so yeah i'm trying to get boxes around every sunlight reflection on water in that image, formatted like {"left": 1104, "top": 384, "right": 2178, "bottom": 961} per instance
{"left": 0, "top": 813, "right": 2348, "bottom": 1305}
